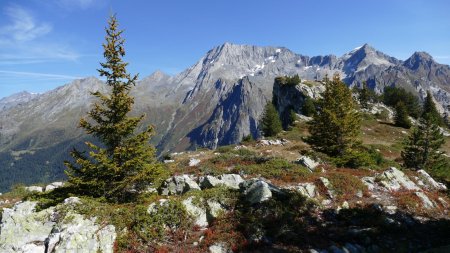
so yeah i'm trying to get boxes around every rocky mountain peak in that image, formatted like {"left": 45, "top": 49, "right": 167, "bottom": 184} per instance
{"left": 141, "top": 70, "right": 170, "bottom": 82}
{"left": 404, "top": 51, "right": 435, "bottom": 70}
{"left": 341, "top": 44, "right": 399, "bottom": 73}
{"left": 0, "top": 90, "right": 39, "bottom": 110}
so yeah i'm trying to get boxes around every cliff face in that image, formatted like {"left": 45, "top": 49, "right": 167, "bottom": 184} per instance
{"left": 187, "top": 77, "right": 267, "bottom": 149}
{"left": 272, "top": 80, "right": 325, "bottom": 127}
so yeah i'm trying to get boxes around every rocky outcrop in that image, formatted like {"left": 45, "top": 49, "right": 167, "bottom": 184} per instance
{"left": 182, "top": 197, "right": 209, "bottom": 227}
{"left": 240, "top": 179, "right": 285, "bottom": 205}
{"left": 375, "top": 167, "right": 420, "bottom": 191}
{"left": 160, "top": 175, "right": 201, "bottom": 195}
{"left": 0, "top": 200, "right": 116, "bottom": 253}
{"left": 199, "top": 174, "right": 244, "bottom": 190}
{"left": 297, "top": 156, "right": 320, "bottom": 171}
{"left": 272, "top": 79, "right": 325, "bottom": 127}
{"left": 416, "top": 170, "right": 447, "bottom": 191}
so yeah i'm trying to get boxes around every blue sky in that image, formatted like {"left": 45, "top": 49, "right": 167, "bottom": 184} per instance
{"left": 0, "top": 0, "right": 449, "bottom": 99}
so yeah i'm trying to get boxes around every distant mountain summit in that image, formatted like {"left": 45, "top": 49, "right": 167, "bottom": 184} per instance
{"left": 0, "top": 91, "right": 38, "bottom": 110}
{"left": 1, "top": 42, "right": 450, "bottom": 191}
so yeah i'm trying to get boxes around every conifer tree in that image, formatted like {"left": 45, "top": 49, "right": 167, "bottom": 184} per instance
{"left": 402, "top": 91, "right": 446, "bottom": 171}
{"left": 308, "top": 74, "right": 361, "bottom": 156}
{"left": 394, "top": 101, "right": 411, "bottom": 128}
{"left": 357, "top": 81, "right": 371, "bottom": 109}
{"left": 260, "top": 102, "right": 282, "bottom": 137}
{"left": 65, "top": 15, "right": 166, "bottom": 202}
{"left": 422, "top": 90, "right": 444, "bottom": 126}
{"left": 302, "top": 96, "right": 316, "bottom": 117}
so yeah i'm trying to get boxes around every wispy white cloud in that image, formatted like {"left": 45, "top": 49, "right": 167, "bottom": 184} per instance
{"left": 0, "top": 5, "right": 52, "bottom": 43}
{"left": 0, "top": 70, "right": 82, "bottom": 80}
{"left": 56, "top": 0, "right": 100, "bottom": 10}
{"left": 0, "top": 4, "right": 86, "bottom": 65}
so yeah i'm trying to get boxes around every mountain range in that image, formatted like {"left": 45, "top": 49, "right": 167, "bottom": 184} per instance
{"left": 1, "top": 42, "right": 450, "bottom": 191}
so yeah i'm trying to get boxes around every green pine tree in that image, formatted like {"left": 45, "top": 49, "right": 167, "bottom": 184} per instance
{"left": 422, "top": 90, "right": 444, "bottom": 126}
{"left": 260, "top": 102, "right": 283, "bottom": 137}
{"left": 357, "top": 81, "right": 371, "bottom": 109}
{"left": 402, "top": 91, "right": 446, "bottom": 171}
{"left": 394, "top": 101, "right": 412, "bottom": 128}
{"left": 65, "top": 15, "right": 166, "bottom": 202}
{"left": 308, "top": 74, "right": 361, "bottom": 157}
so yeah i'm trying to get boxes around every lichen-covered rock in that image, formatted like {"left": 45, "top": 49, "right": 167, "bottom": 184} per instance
{"left": 209, "top": 242, "right": 232, "bottom": 253}
{"left": 362, "top": 177, "right": 376, "bottom": 191}
{"left": 51, "top": 212, "right": 116, "bottom": 253}
{"left": 63, "top": 197, "right": 81, "bottom": 206}
{"left": 182, "top": 197, "right": 208, "bottom": 227}
{"left": 44, "top": 182, "right": 64, "bottom": 192}
{"left": 297, "top": 156, "right": 320, "bottom": 171}
{"left": 206, "top": 199, "right": 226, "bottom": 219}
{"left": 199, "top": 175, "right": 222, "bottom": 189}
{"left": 375, "top": 167, "right": 420, "bottom": 191}
{"left": 292, "top": 182, "right": 318, "bottom": 198}
{"left": 417, "top": 170, "right": 447, "bottom": 191}
{"left": 160, "top": 175, "right": 201, "bottom": 195}
{"left": 0, "top": 201, "right": 55, "bottom": 252}
{"left": 218, "top": 174, "right": 244, "bottom": 189}
{"left": 189, "top": 158, "right": 201, "bottom": 167}
{"left": 240, "top": 179, "right": 273, "bottom": 204}
{"left": 199, "top": 174, "right": 244, "bottom": 190}
{"left": 414, "top": 192, "right": 435, "bottom": 209}
{"left": 318, "top": 177, "right": 335, "bottom": 199}
{"left": 0, "top": 200, "right": 116, "bottom": 253}
{"left": 24, "top": 186, "right": 43, "bottom": 193}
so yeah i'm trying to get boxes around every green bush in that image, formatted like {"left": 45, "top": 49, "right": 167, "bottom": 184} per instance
{"left": 275, "top": 75, "right": 301, "bottom": 86}
{"left": 333, "top": 149, "right": 375, "bottom": 169}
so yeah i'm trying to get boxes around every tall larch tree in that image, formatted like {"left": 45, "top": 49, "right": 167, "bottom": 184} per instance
{"left": 402, "top": 91, "right": 446, "bottom": 171}
{"left": 308, "top": 73, "right": 361, "bottom": 157}
{"left": 65, "top": 15, "right": 166, "bottom": 202}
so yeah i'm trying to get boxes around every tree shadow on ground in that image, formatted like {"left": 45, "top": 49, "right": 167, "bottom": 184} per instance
{"left": 230, "top": 189, "right": 450, "bottom": 253}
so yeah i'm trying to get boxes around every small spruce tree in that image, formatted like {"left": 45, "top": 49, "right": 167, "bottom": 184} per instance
{"left": 394, "top": 101, "right": 412, "bottom": 128}
{"left": 308, "top": 74, "right": 361, "bottom": 157}
{"left": 260, "top": 102, "right": 283, "bottom": 137}
{"left": 402, "top": 91, "right": 446, "bottom": 171}
{"left": 65, "top": 15, "right": 166, "bottom": 202}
